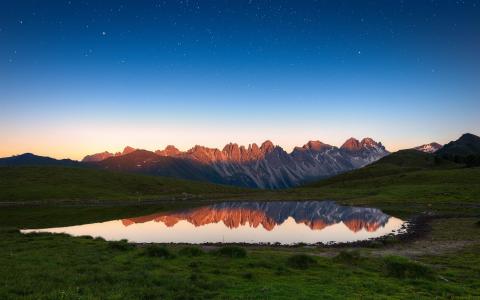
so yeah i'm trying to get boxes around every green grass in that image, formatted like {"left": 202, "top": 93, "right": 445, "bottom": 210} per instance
{"left": 298, "top": 167, "right": 480, "bottom": 202}
{"left": 0, "top": 166, "right": 249, "bottom": 202}
{"left": 215, "top": 246, "right": 247, "bottom": 258}
{"left": 0, "top": 223, "right": 479, "bottom": 299}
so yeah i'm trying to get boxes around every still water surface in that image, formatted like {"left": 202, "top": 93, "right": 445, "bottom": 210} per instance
{"left": 22, "top": 201, "right": 406, "bottom": 245}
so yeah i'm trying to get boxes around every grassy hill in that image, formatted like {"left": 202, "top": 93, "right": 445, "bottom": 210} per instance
{"left": 293, "top": 150, "right": 480, "bottom": 206}
{"left": 0, "top": 166, "right": 248, "bottom": 202}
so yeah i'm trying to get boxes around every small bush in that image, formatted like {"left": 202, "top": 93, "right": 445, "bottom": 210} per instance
{"left": 368, "top": 240, "right": 384, "bottom": 248}
{"left": 143, "top": 245, "right": 175, "bottom": 258}
{"left": 274, "top": 266, "right": 289, "bottom": 276}
{"left": 334, "top": 250, "right": 362, "bottom": 264}
{"left": 384, "top": 256, "right": 433, "bottom": 279}
{"left": 287, "top": 254, "right": 317, "bottom": 269}
{"left": 247, "top": 260, "right": 273, "bottom": 269}
{"left": 108, "top": 239, "right": 133, "bottom": 251}
{"left": 179, "top": 246, "right": 204, "bottom": 257}
{"left": 189, "top": 273, "right": 199, "bottom": 282}
{"left": 382, "top": 235, "right": 398, "bottom": 245}
{"left": 215, "top": 246, "right": 247, "bottom": 258}
{"left": 242, "top": 272, "right": 254, "bottom": 280}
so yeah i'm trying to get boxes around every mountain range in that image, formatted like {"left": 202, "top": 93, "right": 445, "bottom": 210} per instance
{"left": 2, "top": 133, "right": 478, "bottom": 189}
{"left": 83, "top": 137, "right": 389, "bottom": 188}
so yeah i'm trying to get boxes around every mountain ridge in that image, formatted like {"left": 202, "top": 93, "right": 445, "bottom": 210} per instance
{"left": 82, "top": 138, "right": 386, "bottom": 163}
{"left": 84, "top": 138, "right": 389, "bottom": 188}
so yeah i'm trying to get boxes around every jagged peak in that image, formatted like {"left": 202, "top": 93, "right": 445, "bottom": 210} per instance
{"left": 122, "top": 146, "right": 136, "bottom": 155}
{"left": 360, "top": 137, "right": 376, "bottom": 145}
{"left": 155, "top": 145, "right": 182, "bottom": 156}
{"left": 260, "top": 140, "right": 275, "bottom": 153}
{"left": 165, "top": 145, "right": 179, "bottom": 151}
{"left": 222, "top": 142, "right": 240, "bottom": 152}
{"left": 341, "top": 137, "right": 361, "bottom": 151}
{"left": 248, "top": 143, "right": 260, "bottom": 151}
{"left": 302, "top": 140, "right": 331, "bottom": 151}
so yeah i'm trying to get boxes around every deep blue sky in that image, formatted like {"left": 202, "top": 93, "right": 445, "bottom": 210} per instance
{"left": 1, "top": 0, "right": 479, "bottom": 159}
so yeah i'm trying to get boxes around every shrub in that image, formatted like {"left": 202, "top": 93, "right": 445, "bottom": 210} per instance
{"left": 242, "top": 272, "right": 254, "bottom": 280}
{"left": 383, "top": 256, "right": 433, "bottom": 279}
{"left": 274, "top": 265, "right": 289, "bottom": 276}
{"left": 108, "top": 239, "right": 133, "bottom": 251}
{"left": 368, "top": 240, "right": 384, "bottom": 248}
{"left": 334, "top": 250, "right": 362, "bottom": 264}
{"left": 179, "top": 246, "right": 205, "bottom": 257}
{"left": 286, "top": 254, "right": 317, "bottom": 269}
{"left": 215, "top": 246, "right": 247, "bottom": 258}
{"left": 143, "top": 245, "right": 175, "bottom": 258}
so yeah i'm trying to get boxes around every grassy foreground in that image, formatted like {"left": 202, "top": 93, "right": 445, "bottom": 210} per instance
{"left": 0, "top": 150, "right": 479, "bottom": 298}
{"left": 0, "top": 215, "right": 479, "bottom": 299}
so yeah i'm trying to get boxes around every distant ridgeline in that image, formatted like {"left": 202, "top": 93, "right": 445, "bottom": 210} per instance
{"left": 1, "top": 133, "right": 479, "bottom": 189}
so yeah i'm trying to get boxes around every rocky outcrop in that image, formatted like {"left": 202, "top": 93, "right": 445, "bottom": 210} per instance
{"left": 413, "top": 142, "right": 442, "bottom": 153}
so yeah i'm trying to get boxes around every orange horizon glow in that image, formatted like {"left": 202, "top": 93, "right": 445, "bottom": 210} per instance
{"left": 1, "top": 127, "right": 475, "bottom": 161}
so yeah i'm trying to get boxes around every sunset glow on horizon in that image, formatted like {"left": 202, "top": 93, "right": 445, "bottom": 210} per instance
{"left": 1, "top": 1, "right": 479, "bottom": 160}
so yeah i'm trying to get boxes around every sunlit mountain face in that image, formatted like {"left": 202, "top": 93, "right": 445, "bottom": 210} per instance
{"left": 83, "top": 138, "right": 389, "bottom": 189}
{"left": 22, "top": 201, "right": 406, "bottom": 245}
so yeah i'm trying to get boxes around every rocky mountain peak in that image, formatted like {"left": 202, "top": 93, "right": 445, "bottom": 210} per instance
{"left": 260, "top": 140, "right": 275, "bottom": 153}
{"left": 155, "top": 145, "right": 182, "bottom": 156}
{"left": 187, "top": 145, "right": 223, "bottom": 163}
{"left": 122, "top": 146, "right": 136, "bottom": 156}
{"left": 341, "top": 138, "right": 362, "bottom": 151}
{"left": 361, "top": 137, "right": 376, "bottom": 146}
{"left": 302, "top": 140, "right": 330, "bottom": 151}
{"left": 222, "top": 143, "right": 242, "bottom": 161}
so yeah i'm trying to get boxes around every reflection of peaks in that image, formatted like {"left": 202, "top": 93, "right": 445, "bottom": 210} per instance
{"left": 122, "top": 208, "right": 278, "bottom": 230}
{"left": 121, "top": 201, "right": 390, "bottom": 233}
{"left": 343, "top": 220, "right": 382, "bottom": 232}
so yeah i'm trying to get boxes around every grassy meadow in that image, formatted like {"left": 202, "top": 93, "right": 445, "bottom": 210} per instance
{"left": 0, "top": 150, "right": 479, "bottom": 298}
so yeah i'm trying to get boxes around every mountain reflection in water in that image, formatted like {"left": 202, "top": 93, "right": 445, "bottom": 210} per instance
{"left": 22, "top": 201, "right": 405, "bottom": 245}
